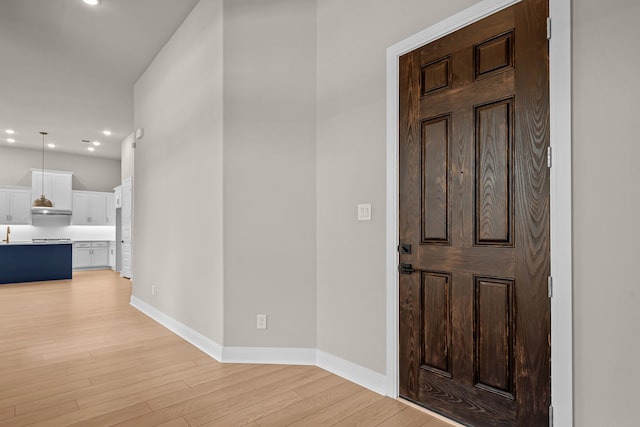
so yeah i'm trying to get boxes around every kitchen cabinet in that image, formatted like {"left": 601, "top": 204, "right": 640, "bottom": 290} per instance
{"left": 1, "top": 243, "right": 72, "bottom": 284}
{"left": 106, "top": 194, "right": 115, "bottom": 226}
{"left": 92, "top": 244, "right": 110, "bottom": 267}
{"left": 73, "top": 241, "right": 110, "bottom": 269}
{"left": 0, "top": 187, "right": 32, "bottom": 224}
{"left": 72, "top": 191, "right": 114, "bottom": 225}
{"left": 73, "top": 243, "right": 92, "bottom": 268}
{"left": 31, "top": 170, "right": 72, "bottom": 212}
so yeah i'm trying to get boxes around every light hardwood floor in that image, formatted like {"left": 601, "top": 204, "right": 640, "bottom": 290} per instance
{"left": 0, "top": 270, "right": 453, "bottom": 426}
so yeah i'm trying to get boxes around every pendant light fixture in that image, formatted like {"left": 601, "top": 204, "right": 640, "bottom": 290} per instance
{"left": 33, "top": 131, "right": 53, "bottom": 208}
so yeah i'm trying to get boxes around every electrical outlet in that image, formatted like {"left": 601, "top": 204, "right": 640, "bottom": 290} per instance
{"left": 151, "top": 285, "right": 155, "bottom": 296}
{"left": 256, "top": 314, "right": 267, "bottom": 329}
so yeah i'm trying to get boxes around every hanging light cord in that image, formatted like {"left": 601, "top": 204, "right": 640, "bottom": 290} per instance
{"left": 40, "top": 132, "right": 47, "bottom": 197}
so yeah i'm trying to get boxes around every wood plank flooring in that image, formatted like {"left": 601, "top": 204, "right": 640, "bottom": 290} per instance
{"left": 0, "top": 270, "right": 453, "bottom": 426}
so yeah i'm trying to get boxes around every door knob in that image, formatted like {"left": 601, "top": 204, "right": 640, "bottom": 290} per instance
{"left": 398, "top": 263, "right": 415, "bottom": 275}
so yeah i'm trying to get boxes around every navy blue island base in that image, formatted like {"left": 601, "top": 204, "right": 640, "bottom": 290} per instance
{"left": 0, "top": 243, "right": 72, "bottom": 285}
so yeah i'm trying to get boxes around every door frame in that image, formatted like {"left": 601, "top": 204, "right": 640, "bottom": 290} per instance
{"left": 385, "top": 0, "right": 572, "bottom": 425}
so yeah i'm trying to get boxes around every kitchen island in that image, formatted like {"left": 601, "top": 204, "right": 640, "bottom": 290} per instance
{"left": 0, "top": 242, "right": 72, "bottom": 285}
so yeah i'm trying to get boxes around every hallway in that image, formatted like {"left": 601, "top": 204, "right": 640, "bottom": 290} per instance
{"left": 0, "top": 271, "right": 452, "bottom": 426}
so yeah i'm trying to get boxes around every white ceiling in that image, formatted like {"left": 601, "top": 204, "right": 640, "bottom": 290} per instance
{"left": 0, "top": 0, "right": 200, "bottom": 160}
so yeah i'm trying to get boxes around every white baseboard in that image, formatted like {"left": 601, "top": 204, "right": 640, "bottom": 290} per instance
{"left": 130, "top": 296, "right": 223, "bottom": 361}
{"left": 316, "top": 350, "right": 387, "bottom": 396}
{"left": 73, "top": 266, "right": 112, "bottom": 272}
{"left": 222, "top": 347, "right": 316, "bottom": 365}
{"left": 130, "top": 296, "right": 387, "bottom": 397}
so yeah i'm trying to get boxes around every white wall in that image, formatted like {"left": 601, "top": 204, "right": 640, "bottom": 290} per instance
{"left": 120, "top": 132, "right": 135, "bottom": 181}
{"left": 0, "top": 145, "right": 120, "bottom": 192}
{"left": 133, "top": 0, "right": 225, "bottom": 344}
{"left": 316, "top": 0, "right": 477, "bottom": 374}
{"left": 222, "top": 0, "right": 317, "bottom": 348}
{"left": 572, "top": 0, "right": 640, "bottom": 425}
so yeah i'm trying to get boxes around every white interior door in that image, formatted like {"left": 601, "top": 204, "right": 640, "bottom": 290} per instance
{"left": 120, "top": 176, "right": 133, "bottom": 279}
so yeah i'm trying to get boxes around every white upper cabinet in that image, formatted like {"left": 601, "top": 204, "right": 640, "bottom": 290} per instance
{"left": 31, "top": 170, "right": 73, "bottom": 211}
{"left": 0, "top": 187, "right": 32, "bottom": 224}
{"left": 106, "top": 193, "right": 115, "bottom": 226}
{"left": 72, "top": 191, "right": 113, "bottom": 225}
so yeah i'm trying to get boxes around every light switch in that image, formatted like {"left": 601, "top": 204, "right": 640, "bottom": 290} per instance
{"left": 357, "top": 204, "right": 372, "bottom": 221}
{"left": 257, "top": 314, "right": 267, "bottom": 329}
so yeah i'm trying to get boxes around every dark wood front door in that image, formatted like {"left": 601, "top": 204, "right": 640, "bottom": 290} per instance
{"left": 398, "top": 1, "right": 550, "bottom": 425}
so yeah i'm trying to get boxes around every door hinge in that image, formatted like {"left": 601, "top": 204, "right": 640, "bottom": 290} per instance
{"left": 547, "top": 146, "right": 552, "bottom": 168}
{"left": 549, "top": 404, "right": 554, "bottom": 427}
{"left": 548, "top": 276, "right": 553, "bottom": 298}
{"left": 547, "top": 17, "right": 551, "bottom": 40}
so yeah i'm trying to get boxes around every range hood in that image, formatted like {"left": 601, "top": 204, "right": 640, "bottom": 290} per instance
{"left": 31, "top": 207, "right": 72, "bottom": 216}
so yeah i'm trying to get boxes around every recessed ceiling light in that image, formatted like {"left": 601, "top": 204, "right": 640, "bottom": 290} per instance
{"left": 83, "top": 0, "right": 100, "bottom": 5}
{"left": 88, "top": 147, "right": 95, "bottom": 152}
{"left": 48, "top": 143, "right": 56, "bottom": 148}
{"left": 93, "top": 141, "right": 101, "bottom": 146}
{"left": 6, "top": 129, "right": 15, "bottom": 134}
{"left": 102, "top": 130, "right": 111, "bottom": 136}
{"left": 7, "top": 138, "right": 15, "bottom": 143}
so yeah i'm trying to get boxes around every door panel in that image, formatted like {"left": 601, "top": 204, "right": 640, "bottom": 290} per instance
{"left": 421, "top": 115, "right": 450, "bottom": 243}
{"left": 10, "top": 190, "right": 32, "bottom": 224}
{"left": 120, "top": 176, "right": 133, "bottom": 279}
{"left": 475, "top": 98, "right": 513, "bottom": 246}
{"left": 421, "top": 272, "right": 452, "bottom": 376}
{"left": 474, "top": 277, "right": 514, "bottom": 398}
{"left": 398, "top": 1, "right": 550, "bottom": 425}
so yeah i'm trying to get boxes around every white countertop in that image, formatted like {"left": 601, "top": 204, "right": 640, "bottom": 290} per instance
{"left": 1, "top": 241, "right": 73, "bottom": 246}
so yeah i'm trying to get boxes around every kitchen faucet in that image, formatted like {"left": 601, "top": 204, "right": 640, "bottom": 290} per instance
{"left": 2, "top": 226, "right": 9, "bottom": 244}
